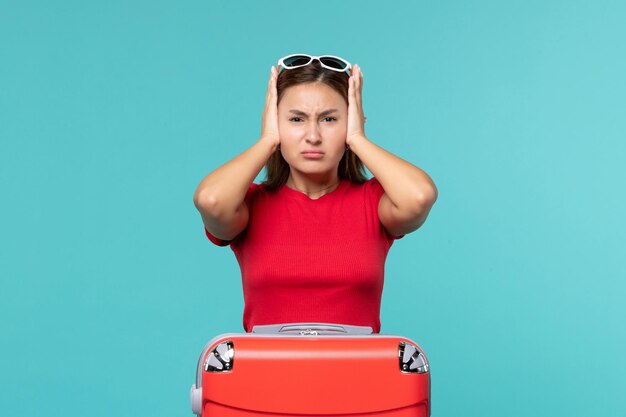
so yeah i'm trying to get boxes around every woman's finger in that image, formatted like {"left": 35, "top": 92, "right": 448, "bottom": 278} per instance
{"left": 353, "top": 65, "right": 362, "bottom": 113}
{"left": 347, "top": 73, "right": 353, "bottom": 106}
{"left": 360, "top": 66, "right": 364, "bottom": 117}
{"left": 355, "top": 65, "right": 364, "bottom": 117}
{"left": 265, "top": 66, "right": 273, "bottom": 105}
{"left": 270, "top": 66, "right": 278, "bottom": 103}
{"left": 350, "top": 66, "right": 359, "bottom": 96}
{"left": 359, "top": 66, "right": 364, "bottom": 95}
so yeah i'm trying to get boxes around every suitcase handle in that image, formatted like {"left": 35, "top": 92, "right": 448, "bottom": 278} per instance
{"left": 251, "top": 322, "right": 374, "bottom": 335}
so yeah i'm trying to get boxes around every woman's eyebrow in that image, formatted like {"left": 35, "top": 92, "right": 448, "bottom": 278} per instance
{"left": 288, "top": 109, "right": 339, "bottom": 117}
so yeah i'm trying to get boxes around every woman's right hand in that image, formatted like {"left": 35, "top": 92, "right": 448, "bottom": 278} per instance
{"left": 260, "top": 65, "right": 281, "bottom": 147}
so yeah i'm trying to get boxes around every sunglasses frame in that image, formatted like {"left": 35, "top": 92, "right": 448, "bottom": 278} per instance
{"left": 277, "top": 53, "right": 352, "bottom": 74}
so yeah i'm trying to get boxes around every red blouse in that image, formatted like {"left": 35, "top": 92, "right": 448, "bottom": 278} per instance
{"left": 204, "top": 177, "right": 403, "bottom": 333}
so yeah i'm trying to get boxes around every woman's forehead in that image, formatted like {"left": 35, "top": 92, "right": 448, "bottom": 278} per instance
{"left": 280, "top": 83, "right": 345, "bottom": 108}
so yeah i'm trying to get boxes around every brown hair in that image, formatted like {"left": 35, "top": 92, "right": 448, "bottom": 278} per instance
{"left": 262, "top": 60, "right": 367, "bottom": 191}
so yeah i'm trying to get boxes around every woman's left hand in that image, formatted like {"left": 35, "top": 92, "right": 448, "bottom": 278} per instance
{"left": 346, "top": 64, "right": 367, "bottom": 147}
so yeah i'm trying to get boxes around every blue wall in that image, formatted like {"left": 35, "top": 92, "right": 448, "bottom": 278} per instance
{"left": 1, "top": 1, "right": 624, "bottom": 416}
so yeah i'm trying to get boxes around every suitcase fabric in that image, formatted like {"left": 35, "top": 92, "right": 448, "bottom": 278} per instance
{"left": 190, "top": 323, "right": 430, "bottom": 417}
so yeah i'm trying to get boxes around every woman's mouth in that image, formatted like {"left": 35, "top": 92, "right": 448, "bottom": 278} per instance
{"left": 301, "top": 151, "right": 325, "bottom": 159}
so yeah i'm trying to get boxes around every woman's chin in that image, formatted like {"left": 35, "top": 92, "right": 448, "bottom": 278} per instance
{"left": 291, "top": 163, "right": 336, "bottom": 177}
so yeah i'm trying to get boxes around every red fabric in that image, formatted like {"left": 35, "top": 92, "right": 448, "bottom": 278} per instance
{"left": 204, "top": 177, "right": 403, "bottom": 333}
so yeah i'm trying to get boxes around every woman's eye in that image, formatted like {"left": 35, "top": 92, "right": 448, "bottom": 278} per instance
{"left": 289, "top": 117, "right": 336, "bottom": 122}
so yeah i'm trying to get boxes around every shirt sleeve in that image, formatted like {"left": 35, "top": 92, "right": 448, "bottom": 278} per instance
{"left": 365, "top": 177, "right": 405, "bottom": 242}
{"left": 202, "top": 182, "right": 262, "bottom": 247}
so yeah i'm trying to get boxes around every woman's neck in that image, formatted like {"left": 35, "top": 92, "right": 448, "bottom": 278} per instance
{"left": 286, "top": 172, "right": 340, "bottom": 199}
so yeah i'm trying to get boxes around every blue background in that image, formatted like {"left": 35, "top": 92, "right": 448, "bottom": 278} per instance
{"left": 1, "top": 1, "right": 624, "bottom": 416}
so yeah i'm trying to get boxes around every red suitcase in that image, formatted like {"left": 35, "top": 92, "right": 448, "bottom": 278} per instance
{"left": 190, "top": 322, "right": 430, "bottom": 416}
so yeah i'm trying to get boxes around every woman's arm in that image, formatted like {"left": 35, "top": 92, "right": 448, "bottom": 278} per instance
{"left": 348, "top": 134, "right": 438, "bottom": 236}
{"left": 193, "top": 135, "right": 277, "bottom": 241}
{"left": 346, "top": 64, "right": 437, "bottom": 236}
{"left": 193, "top": 65, "right": 281, "bottom": 241}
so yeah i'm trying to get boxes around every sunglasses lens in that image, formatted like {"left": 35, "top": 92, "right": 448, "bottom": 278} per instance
{"left": 283, "top": 55, "right": 312, "bottom": 68}
{"left": 320, "top": 57, "right": 348, "bottom": 70}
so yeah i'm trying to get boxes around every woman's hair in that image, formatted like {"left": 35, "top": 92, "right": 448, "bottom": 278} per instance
{"left": 262, "top": 60, "right": 367, "bottom": 191}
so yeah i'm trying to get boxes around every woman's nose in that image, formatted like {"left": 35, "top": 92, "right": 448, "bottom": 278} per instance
{"left": 306, "top": 136, "right": 322, "bottom": 145}
{"left": 305, "top": 124, "right": 322, "bottom": 145}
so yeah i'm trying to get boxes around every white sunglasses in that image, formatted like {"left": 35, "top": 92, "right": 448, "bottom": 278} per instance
{"left": 277, "top": 53, "right": 352, "bottom": 74}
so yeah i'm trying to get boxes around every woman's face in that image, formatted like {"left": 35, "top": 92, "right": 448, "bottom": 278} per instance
{"left": 277, "top": 82, "right": 348, "bottom": 179}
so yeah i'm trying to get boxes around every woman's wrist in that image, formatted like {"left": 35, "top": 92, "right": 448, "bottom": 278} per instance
{"left": 346, "top": 133, "right": 369, "bottom": 152}
{"left": 258, "top": 134, "right": 280, "bottom": 153}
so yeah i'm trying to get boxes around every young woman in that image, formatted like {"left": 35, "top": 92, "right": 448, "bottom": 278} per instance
{"left": 193, "top": 54, "right": 438, "bottom": 333}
